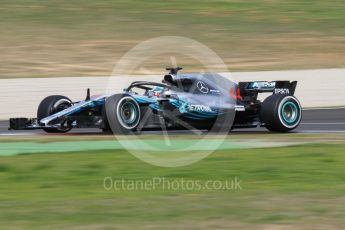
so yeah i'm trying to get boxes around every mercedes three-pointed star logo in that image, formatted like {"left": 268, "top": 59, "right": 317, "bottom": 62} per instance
{"left": 196, "top": 81, "right": 209, "bottom": 94}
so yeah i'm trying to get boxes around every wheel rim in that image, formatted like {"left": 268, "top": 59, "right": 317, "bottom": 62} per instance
{"left": 53, "top": 99, "right": 71, "bottom": 113}
{"left": 280, "top": 101, "right": 299, "bottom": 125}
{"left": 52, "top": 99, "right": 72, "bottom": 131}
{"left": 117, "top": 98, "right": 140, "bottom": 129}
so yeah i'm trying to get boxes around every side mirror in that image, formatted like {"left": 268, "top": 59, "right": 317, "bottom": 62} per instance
{"left": 170, "top": 94, "right": 179, "bottom": 100}
{"left": 163, "top": 91, "right": 179, "bottom": 100}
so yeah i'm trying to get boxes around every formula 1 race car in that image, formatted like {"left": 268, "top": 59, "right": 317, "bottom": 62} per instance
{"left": 9, "top": 67, "right": 302, "bottom": 134}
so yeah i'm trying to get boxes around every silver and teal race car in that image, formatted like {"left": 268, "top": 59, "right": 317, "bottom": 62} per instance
{"left": 9, "top": 67, "right": 302, "bottom": 134}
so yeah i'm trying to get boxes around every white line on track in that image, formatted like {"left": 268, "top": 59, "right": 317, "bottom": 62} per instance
{"left": 303, "top": 106, "right": 345, "bottom": 110}
{"left": 300, "top": 122, "right": 345, "bottom": 125}
{"left": 300, "top": 130, "right": 345, "bottom": 133}
{"left": 0, "top": 132, "right": 37, "bottom": 136}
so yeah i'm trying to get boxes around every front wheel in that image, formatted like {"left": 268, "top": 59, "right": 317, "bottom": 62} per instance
{"left": 37, "top": 95, "right": 73, "bottom": 133}
{"left": 260, "top": 94, "right": 302, "bottom": 132}
{"left": 105, "top": 94, "right": 141, "bottom": 134}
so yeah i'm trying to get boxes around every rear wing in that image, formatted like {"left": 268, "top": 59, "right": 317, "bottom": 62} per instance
{"left": 238, "top": 81, "right": 297, "bottom": 95}
{"left": 236, "top": 81, "right": 297, "bottom": 101}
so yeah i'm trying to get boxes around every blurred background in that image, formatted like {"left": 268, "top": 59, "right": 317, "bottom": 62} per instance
{"left": 1, "top": 1, "right": 345, "bottom": 230}
{"left": 0, "top": 0, "right": 344, "bottom": 77}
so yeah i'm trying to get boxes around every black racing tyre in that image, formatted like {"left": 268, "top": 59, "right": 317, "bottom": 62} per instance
{"left": 37, "top": 95, "right": 72, "bottom": 133}
{"left": 260, "top": 94, "right": 302, "bottom": 132}
{"left": 105, "top": 94, "right": 141, "bottom": 135}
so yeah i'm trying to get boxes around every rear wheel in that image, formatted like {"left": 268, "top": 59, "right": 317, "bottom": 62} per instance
{"left": 260, "top": 94, "right": 302, "bottom": 132}
{"left": 37, "top": 95, "right": 72, "bottom": 133}
{"left": 105, "top": 94, "right": 141, "bottom": 134}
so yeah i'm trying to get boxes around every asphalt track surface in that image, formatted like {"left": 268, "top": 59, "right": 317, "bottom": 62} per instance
{"left": 0, "top": 108, "right": 344, "bottom": 136}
